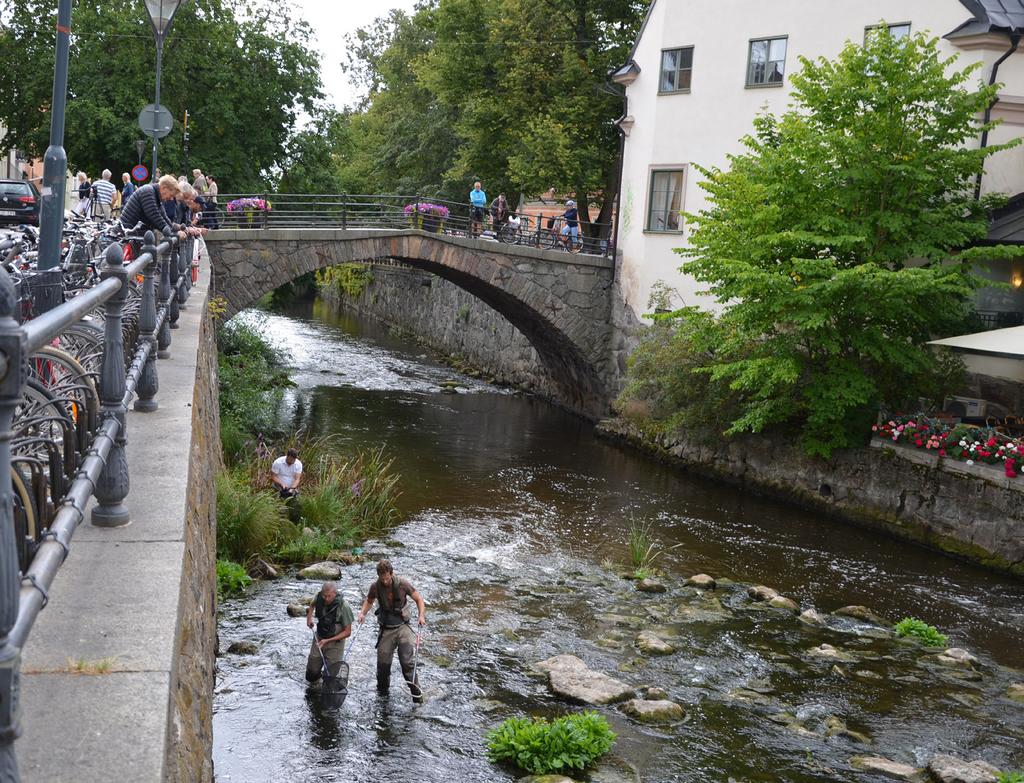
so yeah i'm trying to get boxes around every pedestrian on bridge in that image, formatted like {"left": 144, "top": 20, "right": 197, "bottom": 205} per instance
{"left": 119, "top": 174, "right": 186, "bottom": 241}
{"left": 305, "top": 581, "right": 355, "bottom": 685}
{"left": 469, "top": 181, "right": 487, "bottom": 237}
{"left": 357, "top": 559, "right": 426, "bottom": 702}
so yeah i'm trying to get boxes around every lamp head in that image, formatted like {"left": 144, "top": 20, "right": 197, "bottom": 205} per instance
{"left": 143, "top": 0, "right": 184, "bottom": 38}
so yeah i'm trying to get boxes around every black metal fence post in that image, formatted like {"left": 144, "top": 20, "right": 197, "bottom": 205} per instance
{"left": 157, "top": 240, "right": 172, "bottom": 359}
{"left": 134, "top": 232, "right": 160, "bottom": 413}
{"left": 341, "top": 193, "right": 347, "bottom": 230}
{"left": 0, "top": 267, "right": 25, "bottom": 781}
{"left": 168, "top": 242, "right": 181, "bottom": 331}
{"left": 91, "top": 244, "right": 130, "bottom": 528}
{"left": 261, "top": 193, "right": 269, "bottom": 229}
{"left": 176, "top": 238, "right": 189, "bottom": 309}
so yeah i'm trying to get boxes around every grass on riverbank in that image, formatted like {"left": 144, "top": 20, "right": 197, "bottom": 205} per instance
{"left": 215, "top": 316, "right": 402, "bottom": 595}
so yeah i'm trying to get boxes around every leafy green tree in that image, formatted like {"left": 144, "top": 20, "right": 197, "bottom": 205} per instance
{"left": 419, "top": 0, "right": 645, "bottom": 230}
{"left": 0, "top": 0, "right": 322, "bottom": 192}
{"left": 674, "top": 31, "right": 1022, "bottom": 456}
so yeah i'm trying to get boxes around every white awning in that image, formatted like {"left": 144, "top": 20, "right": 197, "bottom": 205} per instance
{"left": 929, "top": 325, "right": 1024, "bottom": 358}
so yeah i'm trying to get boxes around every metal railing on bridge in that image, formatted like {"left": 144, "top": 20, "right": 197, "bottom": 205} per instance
{"left": 209, "top": 193, "right": 616, "bottom": 258}
{"left": 0, "top": 228, "right": 196, "bottom": 775}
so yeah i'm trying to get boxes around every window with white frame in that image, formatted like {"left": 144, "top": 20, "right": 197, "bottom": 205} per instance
{"left": 646, "top": 169, "right": 685, "bottom": 232}
{"left": 865, "top": 22, "right": 911, "bottom": 41}
{"left": 660, "top": 47, "right": 694, "bottom": 93}
{"left": 747, "top": 36, "right": 787, "bottom": 87}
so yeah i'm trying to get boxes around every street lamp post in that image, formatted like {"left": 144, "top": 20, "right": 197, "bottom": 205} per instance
{"left": 143, "top": 0, "right": 184, "bottom": 176}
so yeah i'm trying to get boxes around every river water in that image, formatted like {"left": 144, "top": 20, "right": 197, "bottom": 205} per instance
{"left": 213, "top": 298, "right": 1024, "bottom": 783}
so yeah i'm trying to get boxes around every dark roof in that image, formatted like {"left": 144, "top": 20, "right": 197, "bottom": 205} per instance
{"left": 986, "top": 192, "right": 1024, "bottom": 244}
{"left": 948, "top": 0, "right": 1024, "bottom": 38}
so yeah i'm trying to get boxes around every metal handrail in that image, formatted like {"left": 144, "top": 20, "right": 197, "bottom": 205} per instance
{"left": 0, "top": 228, "right": 196, "bottom": 777}
{"left": 211, "top": 192, "right": 616, "bottom": 257}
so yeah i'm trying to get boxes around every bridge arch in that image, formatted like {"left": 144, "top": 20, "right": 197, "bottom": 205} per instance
{"left": 205, "top": 228, "right": 619, "bottom": 415}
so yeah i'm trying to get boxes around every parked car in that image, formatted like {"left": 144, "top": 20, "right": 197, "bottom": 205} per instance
{"left": 0, "top": 179, "right": 40, "bottom": 226}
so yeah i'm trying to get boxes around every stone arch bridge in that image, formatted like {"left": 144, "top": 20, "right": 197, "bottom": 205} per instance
{"left": 205, "top": 228, "right": 634, "bottom": 415}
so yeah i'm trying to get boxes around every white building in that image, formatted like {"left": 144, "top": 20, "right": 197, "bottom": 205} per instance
{"left": 612, "top": 0, "right": 1024, "bottom": 322}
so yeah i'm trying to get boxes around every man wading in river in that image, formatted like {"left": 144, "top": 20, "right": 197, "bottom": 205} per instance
{"left": 305, "top": 581, "right": 354, "bottom": 686}
{"left": 357, "top": 559, "right": 426, "bottom": 702}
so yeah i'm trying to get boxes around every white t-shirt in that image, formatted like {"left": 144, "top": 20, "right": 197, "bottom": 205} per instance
{"left": 271, "top": 456, "right": 302, "bottom": 488}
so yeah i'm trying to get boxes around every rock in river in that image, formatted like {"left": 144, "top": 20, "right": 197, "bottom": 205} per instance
{"left": 747, "top": 585, "right": 779, "bottom": 602}
{"left": 935, "top": 648, "right": 979, "bottom": 669}
{"left": 226, "top": 640, "right": 259, "bottom": 655}
{"left": 849, "top": 755, "right": 923, "bottom": 780}
{"left": 769, "top": 595, "right": 799, "bottom": 612}
{"left": 534, "top": 654, "right": 634, "bottom": 705}
{"left": 799, "top": 608, "right": 827, "bottom": 626}
{"left": 1008, "top": 682, "right": 1024, "bottom": 702}
{"left": 636, "top": 577, "right": 667, "bottom": 593}
{"left": 248, "top": 558, "right": 279, "bottom": 580}
{"left": 286, "top": 603, "right": 307, "bottom": 618}
{"left": 833, "top": 605, "right": 887, "bottom": 625}
{"left": 517, "top": 776, "right": 577, "bottom": 783}
{"left": 636, "top": 630, "right": 675, "bottom": 656}
{"left": 298, "top": 561, "right": 342, "bottom": 580}
{"left": 927, "top": 754, "right": 1000, "bottom": 783}
{"left": 619, "top": 698, "right": 684, "bottom": 723}
{"left": 686, "top": 573, "right": 716, "bottom": 590}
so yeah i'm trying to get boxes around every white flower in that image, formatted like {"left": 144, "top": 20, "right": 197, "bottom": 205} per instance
{"left": 966, "top": 460, "right": 974, "bottom": 466}
{"left": 959, "top": 440, "right": 967, "bottom": 447}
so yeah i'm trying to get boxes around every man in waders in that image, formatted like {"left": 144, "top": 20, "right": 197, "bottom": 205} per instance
{"left": 305, "top": 581, "right": 354, "bottom": 686}
{"left": 356, "top": 559, "right": 426, "bottom": 702}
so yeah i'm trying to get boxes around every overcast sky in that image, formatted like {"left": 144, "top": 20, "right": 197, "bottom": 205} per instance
{"left": 290, "top": 0, "right": 420, "bottom": 109}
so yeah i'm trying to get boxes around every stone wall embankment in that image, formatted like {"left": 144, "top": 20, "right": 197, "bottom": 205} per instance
{"left": 165, "top": 298, "right": 221, "bottom": 782}
{"left": 321, "top": 263, "right": 563, "bottom": 398}
{"left": 597, "top": 419, "right": 1024, "bottom": 577}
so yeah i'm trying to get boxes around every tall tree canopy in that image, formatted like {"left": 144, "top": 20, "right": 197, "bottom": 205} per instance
{"left": 0, "top": 0, "right": 322, "bottom": 191}
{"left": 326, "top": 0, "right": 646, "bottom": 226}
{"left": 622, "top": 31, "right": 1022, "bottom": 456}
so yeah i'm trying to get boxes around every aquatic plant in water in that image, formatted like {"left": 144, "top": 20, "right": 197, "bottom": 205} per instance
{"left": 893, "top": 617, "right": 948, "bottom": 647}
{"left": 486, "top": 711, "right": 615, "bottom": 775}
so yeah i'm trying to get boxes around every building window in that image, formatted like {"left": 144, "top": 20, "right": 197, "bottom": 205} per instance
{"left": 865, "top": 22, "right": 911, "bottom": 41}
{"left": 660, "top": 47, "right": 693, "bottom": 93}
{"left": 747, "top": 36, "right": 787, "bottom": 87}
{"left": 646, "top": 169, "right": 685, "bottom": 232}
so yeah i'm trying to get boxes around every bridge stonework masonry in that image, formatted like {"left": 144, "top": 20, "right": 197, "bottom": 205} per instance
{"left": 205, "top": 228, "right": 640, "bottom": 415}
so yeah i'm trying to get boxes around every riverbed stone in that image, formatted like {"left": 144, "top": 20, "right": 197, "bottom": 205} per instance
{"left": 298, "top": 561, "right": 342, "bottom": 580}
{"left": 808, "top": 643, "right": 857, "bottom": 663}
{"left": 534, "top": 654, "right": 634, "bottom": 705}
{"left": 286, "top": 603, "right": 307, "bottom": 617}
{"left": 248, "top": 558, "right": 279, "bottom": 580}
{"left": 833, "top": 605, "right": 887, "bottom": 625}
{"left": 644, "top": 686, "right": 669, "bottom": 700}
{"left": 849, "top": 756, "right": 923, "bottom": 780}
{"left": 935, "top": 648, "right": 979, "bottom": 669}
{"left": 635, "top": 630, "right": 675, "bottom": 656}
{"left": 517, "top": 776, "right": 577, "bottom": 783}
{"left": 1007, "top": 682, "right": 1024, "bottom": 702}
{"left": 926, "top": 754, "right": 1000, "bottom": 783}
{"left": 747, "top": 585, "right": 779, "bottom": 602}
{"left": 619, "top": 697, "right": 684, "bottom": 723}
{"left": 685, "top": 573, "right": 716, "bottom": 590}
{"left": 769, "top": 595, "right": 799, "bottom": 612}
{"left": 799, "top": 608, "right": 826, "bottom": 626}
{"left": 636, "top": 577, "right": 667, "bottom": 593}
{"left": 226, "top": 640, "right": 258, "bottom": 655}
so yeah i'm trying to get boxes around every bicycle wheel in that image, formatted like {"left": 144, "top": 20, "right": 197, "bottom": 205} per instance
{"left": 30, "top": 345, "right": 100, "bottom": 447}
{"left": 11, "top": 462, "right": 40, "bottom": 573}
{"left": 58, "top": 321, "right": 104, "bottom": 376}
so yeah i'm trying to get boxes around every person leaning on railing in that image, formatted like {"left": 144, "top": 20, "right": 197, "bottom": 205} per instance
{"left": 119, "top": 174, "right": 187, "bottom": 241}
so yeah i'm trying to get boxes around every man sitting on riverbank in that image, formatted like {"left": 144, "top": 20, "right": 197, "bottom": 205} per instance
{"left": 271, "top": 448, "right": 302, "bottom": 499}
{"left": 305, "top": 581, "right": 354, "bottom": 685}
{"left": 357, "top": 559, "right": 426, "bottom": 703}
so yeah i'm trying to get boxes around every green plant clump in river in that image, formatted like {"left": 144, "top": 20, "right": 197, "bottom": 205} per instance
{"left": 997, "top": 772, "right": 1024, "bottom": 783}
{"left": 216, "top": 559, "right": 252, "bottom": 598}
{"left": 893, "top": 617, "right": 948, "bottom": 647}
{"left": 486, "top": 711, "right": 615, "bottom": 776}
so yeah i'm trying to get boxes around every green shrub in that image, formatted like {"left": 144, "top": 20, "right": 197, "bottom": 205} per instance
{"left": 893, "top": 617, "right": 948, "bottom": 647}
{"left": 486, "top": 711, "right": 615, "bottom": 775}
{"left": 216, "top": 471, "right": 287, "bottom": 562}
{"left": 315, "top": 263, "right": 373, "bottom": 298}
{"left": 216, "top": 559, "right": 252, "bottom": 598}
{"left": 274, "top": 531, "right": 351, "bottom": 564}
{"left": 997, "top": 773, "right": 1024, "bottom": 783}
{"left": 218, "top": 317, "right": 292, "bottom": 447}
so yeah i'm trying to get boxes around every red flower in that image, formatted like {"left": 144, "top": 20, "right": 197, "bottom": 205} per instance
{"left": 1006, "top": 459, "right": 1017, "bottom": 478}
{"left": 915, "top": 439, "right": 923, "bottom": 447}
{"left": 939, "top": 449, "right": 946, "bottom": 456}
{"left": 986, "top": 437, "right": 997, "bottom": 447}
